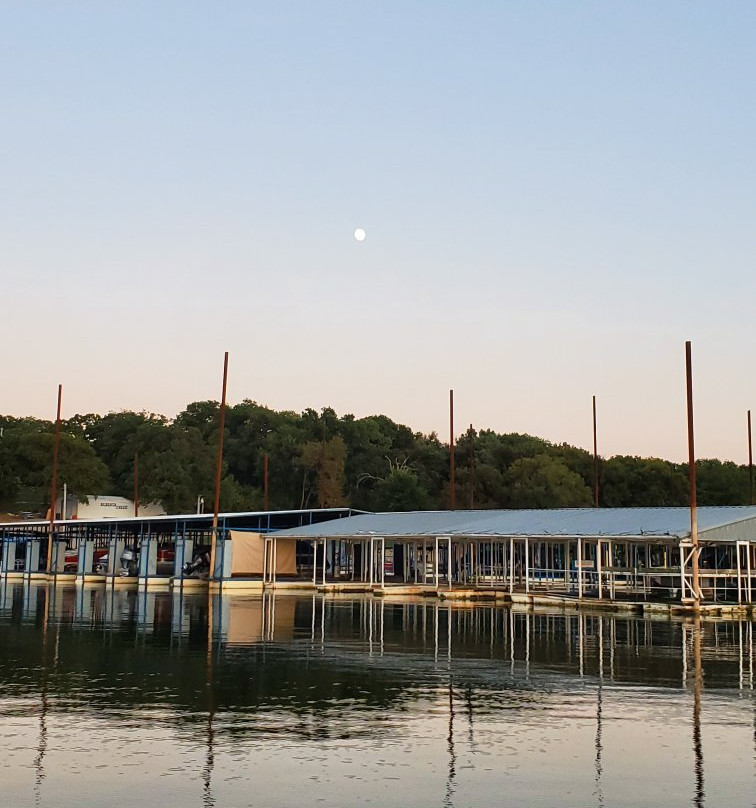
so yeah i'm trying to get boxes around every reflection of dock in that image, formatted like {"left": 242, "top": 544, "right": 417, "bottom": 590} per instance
{"left": 5, "top": 582, "right": 753, "bottom": 693}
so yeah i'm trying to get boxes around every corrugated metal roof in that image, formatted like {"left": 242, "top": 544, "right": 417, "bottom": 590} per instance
{"left": 272, "top": 506, "right": 756, "bottom": 541}
{"left": 0, "top": 508, "right": 362, "bottom": 530}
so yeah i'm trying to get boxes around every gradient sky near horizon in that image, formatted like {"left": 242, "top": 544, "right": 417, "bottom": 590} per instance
{"left": 2, "top": 2, "right": 756, "bottom": 463}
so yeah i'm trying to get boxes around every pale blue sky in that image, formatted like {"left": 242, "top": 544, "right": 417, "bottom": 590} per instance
{"left": 2, "top": 2, "right": 755, "bottom": 462}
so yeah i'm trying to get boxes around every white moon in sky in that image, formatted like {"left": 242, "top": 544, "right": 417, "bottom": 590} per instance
{"left": 353, "top": 228, "right": 367, "bottom": 242}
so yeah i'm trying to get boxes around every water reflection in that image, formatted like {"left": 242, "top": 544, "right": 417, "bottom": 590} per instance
{"left": 0, "top": 581, "right": 754, "bottom": 808}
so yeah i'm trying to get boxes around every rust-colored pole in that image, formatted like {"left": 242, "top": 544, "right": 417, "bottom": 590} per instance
{"left": 468, "top": 424, "right": 475, "bottom": 510}
{"left": 449, "top": 390, "right": 456, "bottom": 510}
{"left": 263, "top": 453, "right": 269, "bottom": 511}
{"left": 46, "top": 384, "right": 63, "bottom": 574}
{"left": 593, "top": 395, "right": 599, "bottom": 508}
{"left": 748, "top": 410, "right": 753, "bottom": 506}
{"left": 133, "top": 453, "right": 139, "bottom": 517}
{"left": 209, "top": 352, "right": 229, "bottom": 581}
{"left": 685, "top": 341, "right": 700, "bottom": 603}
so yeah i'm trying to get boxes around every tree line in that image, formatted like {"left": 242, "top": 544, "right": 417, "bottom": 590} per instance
{"left": 0, "top": 401, "right": 752, "bottom": 515}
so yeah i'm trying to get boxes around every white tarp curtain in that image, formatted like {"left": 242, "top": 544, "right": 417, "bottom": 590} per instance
{"left": 229, "top": 530, "right": 297, "bottom": 576}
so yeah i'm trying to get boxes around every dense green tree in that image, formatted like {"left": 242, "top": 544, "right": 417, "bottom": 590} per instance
{"left": 3, "top": 403, "right": 756, "bottom": 516}
{"left": 372, "top": 467, "right": 431, "bottom": 511}
{"left": 504, "top": 454, "right": 593, "bottom": 508}
{"left": 601, "top": 456, "right": 688, "bottom": 507}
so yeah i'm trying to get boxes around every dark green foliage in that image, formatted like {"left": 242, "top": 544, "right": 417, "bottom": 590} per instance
{"left": 1, "top": 404, "right": 752, "bottom": 514}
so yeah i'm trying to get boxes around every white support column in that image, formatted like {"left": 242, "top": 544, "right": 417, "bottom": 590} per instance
{"left": 369, "top": 539, "right": 374, "bottom": 586}
{"left": 322, "top": 540, "right": 327, "bottom": 586}
{"left": 608, "top": 539, "right": 615, "bottom": 599}
{"left": 596, "top": 539, "right": 603, "bottom": 600}
{"left": 679, "top": 541, "right": 687, "bottom": 600}
{"left": 434, "top": 537, "right": 439, "bottom": 589}
{"left": 263, "top": 537, "right": 269, "bottom": 584}
{"left": 272, "top": 537, "right": 278, "bottom": 586}
{"left": 448, "top": 537, "right": 453, "bottom": 590}
{"left": 577, "top": 537, "right": 583, "bottom": 599}
{"left": 509, "top": 537, "right": 514, "bottom": 593}
{"left": 737, "top": 542, "right": 742, "bottom": 605}
{"left": 525, "top": 537, "right": 530, "bottom": 594}
{"left": 381, "top": 538, "right": 386, "bottom": 588}
{"left": 747, "top": 542, "right": 753, "bottom": 604}
{"left": 422, "top": 539, "right": 427, "bottom": 584}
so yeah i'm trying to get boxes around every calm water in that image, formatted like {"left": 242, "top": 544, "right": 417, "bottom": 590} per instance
{"left": 0, "top": 584, "right": 754, "bottom": 808}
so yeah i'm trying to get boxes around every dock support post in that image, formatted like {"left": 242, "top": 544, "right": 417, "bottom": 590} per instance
{"left": 509, "top": 537, "right": 514, "bottom": 593}
{"left": 577, "top": 537, "right": 583, "bottom": 599}
{"left": 272, "top": 536, "right": 277, "bottom": 587}
{"left": 747, "top": 542, "right": 753, "bottom": 603}
{"left": 381, "top": 538, "right": 385, "bottom": 588}
{"left": 525, "top": 537, "right": 530, "bottom": 594}
{"left": 448, "top": 537, "right": 453, "bottom": 589}
{"left": 597, "top": 539, "right": 603, "bottom": 600}
{"left": 434, "top": 537, "right": 439, "bottom": 589}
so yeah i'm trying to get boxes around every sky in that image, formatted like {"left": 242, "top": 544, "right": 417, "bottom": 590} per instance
{"left": 2, "top": 2, "right": 756, "bottom": 463}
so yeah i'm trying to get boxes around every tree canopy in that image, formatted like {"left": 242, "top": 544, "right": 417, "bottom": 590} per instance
{"left": 0, "top": 404, "right": 752, "bottom": 515}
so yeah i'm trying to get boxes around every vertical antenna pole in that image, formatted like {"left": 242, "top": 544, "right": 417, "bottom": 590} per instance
{"left": 449, "top": 390, "right": 456, "bottom": 510}
{"left": 209, "top": 352, "right": 229, "bottom": 581}
{"left": 468, "top": 424, "right": 475, "bottom": 510}
{"left": 133, "top": 453, "right": 139, "bottom": 517}
{"left": 263, "top": 453, "right": 269, "bottom": 511}
{"left": 46, "top": 384, "right": 62, "bottom": 574}
{"left": 685, "top": 341, "right": 700, "bottom": 603}
{"left": 748, "top": 410, "right": 753, "bottom": 506}
{"left": 593, "top": 395, "right": 599, "bottom": 508}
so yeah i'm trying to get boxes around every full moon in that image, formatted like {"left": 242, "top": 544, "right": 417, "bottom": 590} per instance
{"left": 353, "top": 227, "right": 367, "bottom": 242}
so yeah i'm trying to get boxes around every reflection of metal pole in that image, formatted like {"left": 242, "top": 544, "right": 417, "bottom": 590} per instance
{"left": 594, "top": 617, "right": 604, "bottom": 808}
{"left": 203, "top": 609, "right": 216, "bottom": 808}
{"left": 692, "top": 615, "right": 704, "bottom": 808}
{"left": 46, "top": 384, "right": 63, "bottom": 574}
{"left": 35, "top": 586, "right": 51, "bottom": 808}
{"left": 209, "top": 353, "right": 229, "bottom": 582}
{"left": 443, "top": 679, "right": 456, "bottom": 808}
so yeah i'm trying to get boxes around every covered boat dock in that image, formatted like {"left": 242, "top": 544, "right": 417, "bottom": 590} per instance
{"left": 268, "top": 507, "right": 756, "bottom": 608}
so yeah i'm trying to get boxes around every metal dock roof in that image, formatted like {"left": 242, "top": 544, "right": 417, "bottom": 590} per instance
{"left": 271, "top": 506, "right": 756, "bottom": 542}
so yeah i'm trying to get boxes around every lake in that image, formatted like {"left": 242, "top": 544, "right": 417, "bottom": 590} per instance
{"left": 0, "top": 583, "right": 753, "bottom": 807}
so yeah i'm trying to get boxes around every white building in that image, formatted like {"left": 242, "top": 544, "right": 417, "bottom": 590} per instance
{"left": 57, "top": 494, "right": 166, "bottom": 520}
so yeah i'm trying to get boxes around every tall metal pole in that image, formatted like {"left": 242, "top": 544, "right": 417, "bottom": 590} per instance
{"left": 468, "top": 424, "right": 475, "bottom": 510}
{"left": 449, "top": 389, "right": 456, "bottom": 510}
{"left": 592, "top": 395, "right": 599, "bottom": 508}
{"left": 133, "top": 453, "right": 139, "bottom": 517}
{"left": 748, "top": 410, "right": 753, "bottom": 506}
{"left": 209, "top": 352, "right": 229, "bottom": 581}
{"left": 46, "top": 384, "right": 63, "bottom": 574}
{"left": 685, "top": 341, "right": 700, "bottom": 603}
{"left": 263, "top": 453, "right": 269, "bottom": 511}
